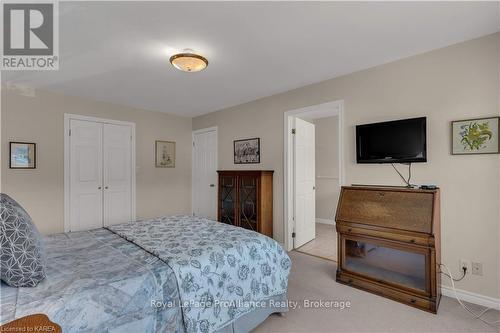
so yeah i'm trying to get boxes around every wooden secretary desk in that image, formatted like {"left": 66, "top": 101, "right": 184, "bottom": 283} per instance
{"left": 335, "top": 185, "right": 441, "bottom": 313}
{"left": 217, "top": 170, "right": 273, "bottom": 237}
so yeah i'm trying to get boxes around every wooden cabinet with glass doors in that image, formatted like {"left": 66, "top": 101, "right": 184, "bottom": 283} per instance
{"left": 217, "top": 170, "right": 273, "bottom": 238}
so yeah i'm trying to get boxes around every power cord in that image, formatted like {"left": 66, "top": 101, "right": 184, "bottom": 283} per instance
{"left": 391, "top": 163, "right": 413, "bottom": 187}
{"left": 440, "top": 265, "right": 467, "bottom": 282}
{"left": 440, "top": 263, "right": 500, "bottom": 326}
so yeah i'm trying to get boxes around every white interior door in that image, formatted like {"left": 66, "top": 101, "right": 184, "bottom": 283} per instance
{"left": 193, "top": 129, "right": 217, "bottom": 219}
{"left": 69, "top": 119, "right": 103, "bottom": 231}
{"left": 294, "top": 117, "right": 316, "bottom": 248}
{"left": 103, "top": 123, "right": 133, "bottom": 226}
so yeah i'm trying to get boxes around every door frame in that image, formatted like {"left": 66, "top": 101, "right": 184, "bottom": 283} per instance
{"left": 283, "top": 100, "right": 345, "bottom": 251}
{"left": 191, "top": 126, "right": 218, "bottom": 217}
{"left": 64, "top": 113, "right": 136, "bottom": 232}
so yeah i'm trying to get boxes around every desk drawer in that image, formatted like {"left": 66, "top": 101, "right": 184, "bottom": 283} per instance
{"left": 337, "top": 272, "right": 436, "bottom": 313}
{"left": 337, "top": 224, "right": 431, "bottom": 246}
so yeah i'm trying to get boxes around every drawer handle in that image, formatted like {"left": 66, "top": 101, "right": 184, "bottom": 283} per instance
{"left": 410, "top": 239, "right": 416, "bottom": 243}
{"left": 410, "top": 299, "right": 416, "bottom": 304}
{"left": 378, "top": 192, "right": 385, "bottom": 197}
{"left": 347, "top": 228, "right": 352, "bottom": 233}
{"left": 348, "top": 279, "right": 353, "bottom": 284}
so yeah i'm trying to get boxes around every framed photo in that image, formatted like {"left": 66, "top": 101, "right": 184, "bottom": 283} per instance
{"left": 234, "top": 138, "right": 260, "bottom": 164}
{"left": 10, "top": 142, "right": 36, "bottom": 169}
{"left": 155, "top": 141, "right": 175, "bottom": 167}
{"left": 452, "top": 117, "right": 500, "bottom": 155}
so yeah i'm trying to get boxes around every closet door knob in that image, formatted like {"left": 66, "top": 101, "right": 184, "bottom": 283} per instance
{"left": 105, "top": 186, "right": 109, "bottom": 189}
{"left": 98, "top": 186, "right": 102, "bottom": 190}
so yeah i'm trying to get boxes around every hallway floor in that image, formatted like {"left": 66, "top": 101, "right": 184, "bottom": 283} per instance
{"left": 296, "top": 222, "right": 337, "bottom": 261}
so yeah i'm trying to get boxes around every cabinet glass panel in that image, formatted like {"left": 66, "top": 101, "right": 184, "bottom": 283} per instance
{"left": 343, "top": 237, "right": 427, "bottom": 292}
{"left": 220, "top": 176, "right": 236, "bottom": 226}
{"left": 239, "top": 176, "right": 258, "bottom": 232}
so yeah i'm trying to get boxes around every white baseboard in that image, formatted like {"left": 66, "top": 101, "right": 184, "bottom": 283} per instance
{"left": 316, "top": 218, "right": 335, "bottom": 225}
{"left": 441, "top": 285, "right": 500, "bottom": 310}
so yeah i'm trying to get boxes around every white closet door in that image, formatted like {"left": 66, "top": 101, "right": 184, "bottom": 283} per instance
{"left": 103, "top": 123, "right": 132, "bottom": 226}
{"left": 69, "top": 120, "right": 103, "bottom": 231}
{"left": 294, "top": 117, "right": 316, "bottom": 248}
{"left": 193, "top": 129, "right": 218, "bottom": 219}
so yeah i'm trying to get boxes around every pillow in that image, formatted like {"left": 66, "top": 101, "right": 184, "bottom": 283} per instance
{"left": 0, "top": 194, "right": 46, "bottom": 287}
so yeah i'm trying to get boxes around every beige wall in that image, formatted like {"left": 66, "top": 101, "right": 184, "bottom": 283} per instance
{"left": 311, "top": 116, "right": 339, "bottom": 220}
{"left": 1, "top": 88, "right": 192, "bottom": 234}
{"left": 193, "top": 33, "right": 500, "bottom": 298}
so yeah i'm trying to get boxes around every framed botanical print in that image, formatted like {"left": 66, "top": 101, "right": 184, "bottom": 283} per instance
{"left": 10, "top": 142, "right": 36, "bottom": 169}
{"left": 155, "top": 140, "right": 175, "bottom": 167}
{"left": 452, "top": 117, "right": 500, "bottom": 155}
{"left": 234, "top": 138, "right": 260, "bottom": 164}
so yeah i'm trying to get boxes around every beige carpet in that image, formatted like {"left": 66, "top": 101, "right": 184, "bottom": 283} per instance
{"left": 296, "top": 223, "right": 337, "bottom": 261}
{"left": 254, "top": 251, "right": 500, "bottom": 333}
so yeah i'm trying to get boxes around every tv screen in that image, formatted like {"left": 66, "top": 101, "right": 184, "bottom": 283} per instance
{"left": 356, "top": 117, "right": 427, "bottom": 163}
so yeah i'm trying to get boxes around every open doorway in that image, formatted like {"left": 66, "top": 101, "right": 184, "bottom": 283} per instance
{"left": 283, "top": 100, "right": 344, "bottom": 261}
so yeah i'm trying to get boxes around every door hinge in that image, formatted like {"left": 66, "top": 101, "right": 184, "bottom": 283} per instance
{"left": 292, "top": 232, "right": 296, "bottom": 238}
{"left": 291, "top": 128, "right": 296, "bottom": 134}
{"left": 69, "top": 129, "right": 71, "bottom": 136}
{"left": 193, "top": 141, "right": 195, "bottom": 147}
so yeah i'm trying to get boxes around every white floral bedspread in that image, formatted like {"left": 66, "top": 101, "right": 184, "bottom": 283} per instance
{"left": 106, "top": 215, "right": 291, "bottom": 333}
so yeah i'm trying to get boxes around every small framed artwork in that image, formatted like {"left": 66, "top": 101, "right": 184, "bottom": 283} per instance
{"left": 234, "top": 138, "right": 260, "bottom": 164}
{"left": 10, "top": 142, "right": 36, "bottom": 169}
{"left": 452, "top": 117, "right": 500, "bottom": 155}
{"left": 155, "top": 140, "right": 175, "bottom": 167}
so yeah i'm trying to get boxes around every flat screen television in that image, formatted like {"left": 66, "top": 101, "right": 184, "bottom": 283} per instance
{"left": 356, "top": 117, "right": 427, "bottom": 163}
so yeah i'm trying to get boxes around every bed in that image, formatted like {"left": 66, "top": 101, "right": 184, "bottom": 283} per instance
{"left": 0, "top": 215, "right": 291, "bottom": 333}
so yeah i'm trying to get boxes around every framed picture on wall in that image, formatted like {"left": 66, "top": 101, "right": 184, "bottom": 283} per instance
{"left": 155, "top": 140, "right": 175, "bottom": 167}
{"left": 10, "top": 142, "right": 36, "bottom": 169}
{"left": 451, "top": 117, "right": 500, "bottom": 155}
{"left": 234, "top": 138, "right": 260, "bottom": 164}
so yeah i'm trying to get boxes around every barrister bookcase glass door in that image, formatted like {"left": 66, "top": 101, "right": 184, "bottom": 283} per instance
{"left": 342, "top": 235, "right": 429, "bottom": 294}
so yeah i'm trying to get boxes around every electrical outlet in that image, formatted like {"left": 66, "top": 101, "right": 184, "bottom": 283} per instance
{"left": 471, "top": 262, "right": 483, "bottom": 276}
{"left": 459, "top": 259, "right": 470, "bottom": 273}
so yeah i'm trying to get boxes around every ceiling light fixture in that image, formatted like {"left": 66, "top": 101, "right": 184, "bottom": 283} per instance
{"left": 169, "top": 49, "right": 208, "bottom": 72}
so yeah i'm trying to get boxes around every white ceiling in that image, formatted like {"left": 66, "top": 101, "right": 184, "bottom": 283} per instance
{"left": 2, "top": 2, "right": 499, "bottom": 117}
